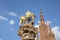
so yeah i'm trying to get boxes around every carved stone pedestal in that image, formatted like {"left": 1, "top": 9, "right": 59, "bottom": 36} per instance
{"left": 18, "top": 25, "right": 38, "bottom": 40}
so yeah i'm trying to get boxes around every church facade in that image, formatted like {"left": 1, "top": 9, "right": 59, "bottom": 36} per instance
{"left": 39, "top": 9, "right": 56, "bottom": 40}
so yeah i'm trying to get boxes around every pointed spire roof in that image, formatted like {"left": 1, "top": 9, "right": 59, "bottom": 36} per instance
{"left": 40, "top": 9, "right": 44, "bottom": 21}
{"left": 49, "top": 27, "right": 54, "bottom": 35}
{"left": 40, "top": 9, "right": 45, "bottom": 25}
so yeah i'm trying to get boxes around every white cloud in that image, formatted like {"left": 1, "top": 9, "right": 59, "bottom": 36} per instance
{"left": 0, "top": 38, "right": 2, "bottom": 40}
{"left": 52, "top": 26, "right": 60, "bottom": 40}
{"left": 9, "top": 12, "right": 18, "bottom": 17}
{"left": 0, "top": 16, "right": 8, "bottom": 21}
{"left": 34, "top": 24, "right": 39, "bottom": 32}
{"left": 34, "top": 24, "right": 39, "bottom": 28}
{"left": 10, "top": 20, "right": 14, "bottom": 25}
{"left": 38, "top": 20, "right": 40, "bottom": 23}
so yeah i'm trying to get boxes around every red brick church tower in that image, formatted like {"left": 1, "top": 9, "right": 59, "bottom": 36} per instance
{"left": 39, "top": 9, "right": 56, "bottom": 40}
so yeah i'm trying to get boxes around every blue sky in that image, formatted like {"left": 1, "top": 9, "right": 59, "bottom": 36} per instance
{"left": 0, "top": 0, "right": 60, "bottom": 40}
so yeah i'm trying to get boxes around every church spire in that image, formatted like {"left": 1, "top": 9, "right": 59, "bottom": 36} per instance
{"left": 49, "top": 27, "right": 56, "bottom": 40}
{"left": 49, "top": 27, "right": 54, "bottom": 36}
{"left": 40, "top": 9, "right": 45, "bottom": 25}
{"left": 39, "top": 9, "right": 46, "bottom": 40}
{"left": 39, "top": 9, "right": 56, "bottom": 40}
{"left": 40, "top": 9, "right": 44, "bottom": 21}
